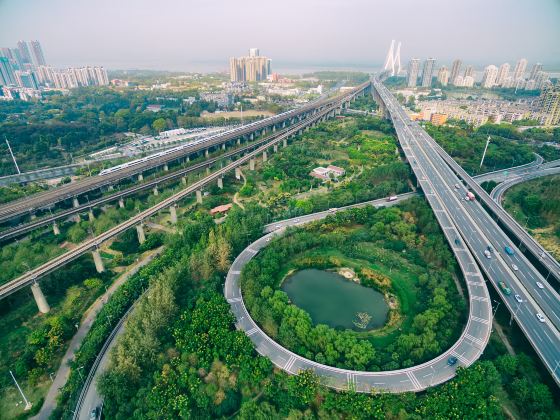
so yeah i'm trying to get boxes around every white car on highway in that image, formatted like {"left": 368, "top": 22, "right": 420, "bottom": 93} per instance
{"left": 514, "top": 294, "right": 523, "bottom": 303}
{"left": 512, "top": 264, "right": 519, "bottom": 271}
{"left": 536, "top": 313, "right": 546, "bottom": 323}
{"left": 536, "top": 282, "right": 544, "bottom": 289}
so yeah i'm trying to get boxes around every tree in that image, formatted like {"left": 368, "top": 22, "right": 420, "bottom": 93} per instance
{"left": 152, "top": 117, "right": 167, "bottom": 132}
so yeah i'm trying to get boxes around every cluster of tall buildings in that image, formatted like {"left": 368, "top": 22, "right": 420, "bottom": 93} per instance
{"left": 406, "top": 57, "right": 550, "bottom": 92}
{"left": 229, "top": 48, "right": 272, "bottom": 82}
{"left": 480, "top": 59, "right": 549, "bottom": 90}
{"left": 0, "top": 40, "right": 109, "bottom": 98}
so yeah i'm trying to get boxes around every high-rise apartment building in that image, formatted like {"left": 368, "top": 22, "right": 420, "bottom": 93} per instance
{"left": 513, "top": 58, "right": 527, "bottom": 80}
{"left": 534, "top": 71, "right": 550, "bottom": 90}
{"left": 463, "top": 76, "right": 474, "bottom": 88}
{"left": 249, "top": 48, "right": 259, "bottom": 58}
{"left": 464, "top": 65, "right": 474, "bottom": 79}
{"left": 16, "top": 41, "right": 32, "bottom": 64}
{"left": 15, "top": 70, "right": 39, "bottom": 89}
{"left": 529, "top": 63, "right": 543, "bottom": 81}
{"left": 481, "top": 65, "right": 498, "bottom": 88}
{"left": 29, "top": 41, "right": 46, "bottom": 66}
{"left": 0, "top": 57, "right": 16, "bottom": 86}
{"left": 450, "top": 59, "right": 462, "bottom": 85}
{"left": 437, "top": 66, "right": 449, "bottom": 86}
{"left": 421, "top": 58, "right": 436, "bottom": 87}
{"left": 538, "top": 81, "right": 560, "bottom": 126}
{"left": 496, "top": 63, "right": 510, "bottom": 86}
{"left": 229, "top": 49, "right": 271, "bottom": 82}
{"left": 407, "top": 58, "right": 420, "bottom": 87}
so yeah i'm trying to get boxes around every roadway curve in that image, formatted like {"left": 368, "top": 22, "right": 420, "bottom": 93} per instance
{"left": 373, "top": 76, "right": 560, "bottom": 388}
{"left": 225, "top": 195, "right": 492, "bottom": 393}
{"left": 491, "top": 166, "right": 560, "bottom": 203}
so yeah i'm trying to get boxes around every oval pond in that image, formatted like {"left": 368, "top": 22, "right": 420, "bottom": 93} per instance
{"left": 281, "top": 268, "right": 389, "bottom": 331}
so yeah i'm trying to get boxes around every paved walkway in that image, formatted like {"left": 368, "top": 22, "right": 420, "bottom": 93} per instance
{"left": 33, "top": 247, "right": 164, "bottom": 420}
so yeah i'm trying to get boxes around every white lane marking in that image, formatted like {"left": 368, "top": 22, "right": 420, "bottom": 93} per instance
{"left": 471, "top": 295, "right": 489, "bottom": 302}
{"left": 532, "top": 329, "right": 543, "bottom": 342}
{"left": 465, "top": 333, "right": 484, "bottom": 346}
{"left": 284, "top": 355, "right": 297, "bottom": 372}
{"left": 227, "top": 297, "right": 242, "bottom": 303}
{"left": 247, "top": 248, "right": 258, "bottom": 254}
{"left": 246, "top": 327, "right": 258, "bottom": 336}
{"left": 406, "top": 371, "right": 421, "bottom": 389}
{"left": 471, "top": 315, "right": 490, "bottom": 325}
{"left": 451, "top": 351, "right": 469, "bottom": 364}
{"left": 231, "top": 270, "right": 241, "bottom": 275}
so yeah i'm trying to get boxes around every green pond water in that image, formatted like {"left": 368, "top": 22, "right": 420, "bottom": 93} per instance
{"left": 281, "top": 268, "right": 389, "bottom": 331}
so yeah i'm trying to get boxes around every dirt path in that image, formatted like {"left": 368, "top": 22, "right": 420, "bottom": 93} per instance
{"left": 33, "top": 247, "right": 165, "bottom": 420}
{"left": 233, "top": 169, "right": 246, "bottom": 210}
{"left": 493, "top": 320, "right": 516, "bottom": 356}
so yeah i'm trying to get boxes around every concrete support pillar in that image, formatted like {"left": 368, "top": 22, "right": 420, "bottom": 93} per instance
{"left": 153, "top": 186, "right": 159, "bottom": 196}
{"left": 88, "top": 209, "right": 95, "bottom": 222}
{"left": 283, "top": 138, "right": 288, "bottom": 148}
{"left": 273, "top": 144, "right": 278, "bottom": 153}
{"left": 282, "top": 121, "right": 286, "bottom": 128}
{"left": 136, "top": 224, "right": 146, "bottom": 244}
{"left": 31, "top": 283, "right": 50, "bottom": 314}
{"left": 249, "top": 158, "right": 255, "bottom": 171}
{"left": 196, "top": 190, "right": 203, "bottom": 204}
{"left": 92, "top": 249, "right": 105, "bottom": 273}
{"left": 181, "top": 176, "right": 187, "bottom": 186}
{"left": 206, "top": 166, "right": 211, "bottom": 175}
{"left": 53, "top": 222, "right": 60, "bottom": 236}
{"left": 205, "top": 149, "right": 209, "bottom": 157}
{"left": 30, "top": 213, "right": 37, "bottom": 220}
{"left": 237, "top": 137, "right": 241, "bottom": 145}
{"left": 272, "top": 125, "right": 276, "bottom": 132}
{"left": 138, "top": 173, "right": 144, "bottom": 182}
{"left": 235, "top": 167, "right": 241, "bottom": 180}
{"left": 217, "top": 177, "right": 223, "bottom": 189}
{"left": 250, "top": 133, "right": 254, "bottom": 140}
{"left": 186, "top": 155, "right": 190, "bottom": 162}
{"left": 222, "top": 143, "right": 226, "bottom": 150}
{"left": 118, "top": 197, "right": 125, "bottom": 208}
{"left": 108, "top": 185, "right": 114, "bottom": 191}
{"left": 169, "top": 205, "right": 178, "bottom": 224}
{"left": 262, "top": 151, "right": 268, "bottom": 162}
{"left": 163, "top": 163, "right": 169, "bottom": 171}
{"left": 72, "top": 197, "right": 79, "bottom": 208}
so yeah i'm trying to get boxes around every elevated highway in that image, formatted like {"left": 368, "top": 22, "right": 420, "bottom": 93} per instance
{"left": 0, "top": 84, "right": 367, "bottom": 224}
{"left": 0, "top": 82, "right": 369, "bottom": 306}
{"left": 491, "top": 166, "right": 560, "bottom": 203}
{"left": 372, "top": 77, "right": 560, "bottom": 388}
{"left": 225, "top": 192, "right": 492, "bottom": 392}
{"left": 420, "top": 125, "right": 560, "bottom": 285}
{"left": 0, "top": 133, "right": 292, "bottom": 243}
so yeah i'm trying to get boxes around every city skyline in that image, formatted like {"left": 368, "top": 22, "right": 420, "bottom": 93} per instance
{"left": 1, "top": 0, "right": 559, "bottom": 72}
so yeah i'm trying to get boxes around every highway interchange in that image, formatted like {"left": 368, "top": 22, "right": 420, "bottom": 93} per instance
{"left": 373, "top": 77, "right": 560, "bottom": 387}
{"left": 3, "top": 76, "right": 559, "bottom": 412}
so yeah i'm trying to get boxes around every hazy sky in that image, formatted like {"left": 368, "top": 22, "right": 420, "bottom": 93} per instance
{"left": 1, "top": 0, "right": 559, "bottom": 72}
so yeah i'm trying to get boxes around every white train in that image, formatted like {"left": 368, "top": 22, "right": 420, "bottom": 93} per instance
{"left": 98, "top": 95, "right": 333, "bottom": 177}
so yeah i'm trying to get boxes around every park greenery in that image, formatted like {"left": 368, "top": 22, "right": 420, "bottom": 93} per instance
{"left": 239, "top": 115, "right": 412, "bottom": 221}
{"left": 1, "top": 113, "right": 559, "bottom": 418}
{"left": 242, "top": 200, "right": 466, "bottom": 370}
{"left": 425, "top": 122, "right": 553, "bottom": 175}
{"left": 80, "top": 203, "right": 558, "bottom": 419}
{"left": 503, "top": 174, "right": 560, "bottom": 259}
